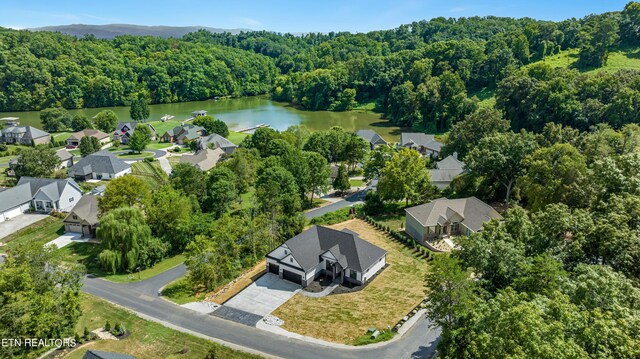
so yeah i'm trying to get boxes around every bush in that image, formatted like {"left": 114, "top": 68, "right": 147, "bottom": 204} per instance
{"left": 143, "top": 157, "right": 155, "bottom": 163}
{"left": 83, "top": 327, "right": 90, "bottom": 339}
{"left": 0, "top": 144, "right": 7, "bottom": 152}
{"left": 310, "top": 207, "right": 351, "bottom": 226}
{"left": 104, "top": 320, "right": 111, "bottom": 331}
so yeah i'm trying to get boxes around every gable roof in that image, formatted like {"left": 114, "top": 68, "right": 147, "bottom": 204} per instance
{"left": 179, "top": 148, "right": 225, "bottom": 171}
{"left": 22, "top": 126, "right": 50, "bottom": 139}
{"left": 64, "top": 195, "right": 99, "bottom": 226}
{"left": 197, "top": 134, "right": 236, "bottom": 150}
{"left": 405, "top": 197, "right": 503, "bottom": 233}
{"left": 175, "top": 124, "right": 205, "bottom": 141}
{"left": 83, "top": 350, "right": 135, "bottom": 359}
{"left": 355, "top": 129, "right": 387, "bottom": 146}
{"left": 2, "top": 126, "right": 50, "bottom": 139}
{"left": 0, "top": 183, "right": 32, "bottom": 212}
{"left": 69, "top": 151, "right": 131, "bottom": 175}
{"left": 68, "top": 129, "right": 110, "bottom": 141}
{"left": 56, "top": 148, "right": 73, "bottom": 162}
{"left": 400, "top": 133, "right": 443, "bottom": 152}
{"left": 17, "top": 176, "right": 82, "bottom": 198}
{"left": 114, "top": 122, "right": 156, "bottom": 137}
{"left": 436, "top": 155, "right": 465, "bottom": 170}
{"left": 281, "top": 226, "right": 386, "bottom": 272}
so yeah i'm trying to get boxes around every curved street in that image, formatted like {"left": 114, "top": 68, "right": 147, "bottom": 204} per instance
{"left": 82, "top": 265, "right": 440, "bottom": 359}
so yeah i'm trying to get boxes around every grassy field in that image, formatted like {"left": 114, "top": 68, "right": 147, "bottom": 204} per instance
{"left": 105, "top": 255, "right": 185, "bottom": 283}
{"left": 531, "top": 46, "right": 640, "bottom": 73}
{"left": 131, "top": 161, "right": 168, "bottom": 189}
{"left": 116, "top": 151, "right": 154, "bottom": 159}
{"left": 1, "top": 216, "right": 64, "bottom": 251}
{"left": 349, "top": 179, "right": 365, "bottom": 187}
{"left": 272, "top": 219, "right": 429, "bottom": 344}
{"left": 161, "top": 277, "right": 203, "bottom": 305}
{"left": 65, "top": 294, "right": 260, "bottom": 359}
{"left": 53, "top": 132, "right": 72, "bottom": 142}
{"left": 146, "top": 141, "right": 174, "bottom": 150}
{"left": 227, "top": 131, "right": 249, "bottom": 145}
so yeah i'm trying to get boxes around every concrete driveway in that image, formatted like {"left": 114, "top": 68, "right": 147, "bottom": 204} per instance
{"left": 0, "top": 213, "right": 49, "bottom": 241}
{"left": 224, "top": 273, "right": 301, "bottom": 316}
{"left": 45, "top": 232, "right": 88, "bottom": 249}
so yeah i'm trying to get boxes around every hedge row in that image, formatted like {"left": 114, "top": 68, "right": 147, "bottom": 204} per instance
{"left": 361, "top": 215, "right": 432, "bottom": 260}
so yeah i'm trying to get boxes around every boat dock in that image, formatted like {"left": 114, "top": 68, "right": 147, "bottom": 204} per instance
{"left": 236, "top": 123, "right": 270, "bottom": 133}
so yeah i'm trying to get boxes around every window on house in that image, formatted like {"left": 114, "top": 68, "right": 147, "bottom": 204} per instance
{"left": 451, "top": 222, "right": 459, "bottom": 232}
{"left": 72, "top": 215, "right": 78, "bottom": 220}
{"left": 289, "top": 258, "right": 293, "bottom": 263}
{"left": 284, "top": 250, "right": 288, "bottom": 255}
{"left": 349, "top": 269, "right": 357, "bottom": 279}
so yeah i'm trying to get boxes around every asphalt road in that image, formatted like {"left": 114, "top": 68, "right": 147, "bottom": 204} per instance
{"left": 304, "top": 188, "right": 368, "bottom": 219}
{"left": 82, "top": 264, "right": 440, "bottom": 359}
{"left": 111, "top": 149, "right": 167, "bottom": 160}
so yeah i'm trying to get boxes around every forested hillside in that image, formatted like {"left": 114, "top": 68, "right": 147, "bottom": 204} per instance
{"left": 1, "top": 2, "right": 639, "bottom": 134}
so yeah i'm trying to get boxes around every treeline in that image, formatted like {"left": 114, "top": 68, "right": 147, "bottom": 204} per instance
{"left": 497, "top": 64, "right": 640, "bottom": 131}
{"left": 0, "top": 29, "right": 277, "bottom": 111}
{"left": 1, "top": 3, "right": 640, "bottom": 133}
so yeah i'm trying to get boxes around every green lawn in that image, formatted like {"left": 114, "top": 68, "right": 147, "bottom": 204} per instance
{"left": 529, "top": 46, "right": 640, "bottom": 73}
{"left": 227, "top": 131, "right": 249, "bottom": 145}
{"left": 146, "top": 141, "right": 174, "bottom": 150}
{"left": 350, "top": 179, "right": 365, "bottom": 187}
{"left": 1, "top": 216, "right": 64, "bottom": 251}
{"left": 146, "top": 119, "right": 183, "bottom": 135}
{"left": 52, "top": 132, "right": 72, "bottom": 142}
{"left": 116, "top": 151, "right": 154, "bottom": 159}
{"left": 0, "top": 154, "right": 16, "bottom": 164}
{"left": 66, "top": 294, "right": 260, "bottom": 359}
{"left": 60, "top": 242, "right": 185, "bottom": 283}
{"left": 131, "top": 161, "right": 168, "bottom": 189}
{"left": 104, "top": 255, "right": 185, "bottom": 283}
{"left": 161, "top": 277, "right": 204, "bottom": 305}
{"left": 68, "top": 149, "right": 81, "bottom": 156}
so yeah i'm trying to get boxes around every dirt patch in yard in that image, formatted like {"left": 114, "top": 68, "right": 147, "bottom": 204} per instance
{"left": 271, "top": 219, "right": 430, "bottom": 344}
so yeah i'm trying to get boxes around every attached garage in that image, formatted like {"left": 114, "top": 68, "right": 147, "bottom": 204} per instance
{"left": 282, "top": 269, "right": 302, "bottom": 285}
{"left": 0, "top": 206, "right": 26, "bottom": 222}
{"left": 66, "top": 223, "right": 82, "bottom": 233}
{"left": 268, "top": 262, "right": 279, "bottom": 274}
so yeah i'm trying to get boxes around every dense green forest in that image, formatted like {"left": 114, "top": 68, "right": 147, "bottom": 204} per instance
{"left": 1, "top": 2, "right": 640, "bottom": 133}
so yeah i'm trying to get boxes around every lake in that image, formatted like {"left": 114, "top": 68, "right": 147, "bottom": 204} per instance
{"left": 0, "top": 97, "right": 403, "bottom": 141}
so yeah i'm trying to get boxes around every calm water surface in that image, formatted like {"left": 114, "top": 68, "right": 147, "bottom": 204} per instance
{"left": 0, "top": 97, "right": 402, "bottom": 141}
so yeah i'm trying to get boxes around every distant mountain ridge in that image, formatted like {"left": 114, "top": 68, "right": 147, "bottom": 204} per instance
{"left": 29, "top": 24, "right": 251, "bottom": 39}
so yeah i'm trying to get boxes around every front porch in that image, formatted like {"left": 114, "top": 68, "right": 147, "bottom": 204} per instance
{"left": 33, "top": 199, "right": 57, "bottom": 213}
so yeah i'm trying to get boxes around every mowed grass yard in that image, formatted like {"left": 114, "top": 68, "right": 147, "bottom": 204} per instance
{"left": 271, "top": 219, "right": 429, "bottom": 344}
{"left": 65, "top": 294, "right": 259, "bottom": 359}
{"left": 1, "top": 216, "right": 64, "bottom": 251}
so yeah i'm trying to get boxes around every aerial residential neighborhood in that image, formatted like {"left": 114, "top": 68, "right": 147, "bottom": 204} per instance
{"left": 1, "top": 1, "right": 640, "bottom": 359}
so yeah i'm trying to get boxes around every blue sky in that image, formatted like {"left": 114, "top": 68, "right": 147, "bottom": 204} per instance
{"left": 0, "top": 0, "right": 631, "bottom": 33}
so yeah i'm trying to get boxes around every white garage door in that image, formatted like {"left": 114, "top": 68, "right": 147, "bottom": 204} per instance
{"left": 2, "top": 207, "right": 24, "bottom": 222}
{"left": 67, "top": 224, "right": 82, "bottom": 233}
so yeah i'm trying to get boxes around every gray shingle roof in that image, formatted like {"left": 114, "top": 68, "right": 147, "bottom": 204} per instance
{"left": 0, "top": 183, "right": 32, "bottom": 212}
{"left": 69, "top": 151, "right": 131, "bottom": 176}
{"left": 356, "top": 129, "right": 387, "bottom": 146}
{"left": 197, "top": 134, "right": 237, "bottom": 150}
{"left": 175, "top": 124, "right": 205, "bottom": 141}
{"left": 405, "top": 197, "right": 503, "bottom": 233}
{"left": 435, "top": 155, "right": 465, "bottom": 170}
{"left": 16, "top": 176, "right": 82, "bottom": 199}
{"left": 400, "top": 133, "right": 443, "bottom": 152}
{"left": 64, "top": 195, "right": 99, "bottom": 226}
{"left": 179, "top": 148, "right": 225, "bottom": 171}
{"left": 281, "top": 226, "right": 387, "bottom": 272}
{"left": 83, "top": 350, "right": 136, "bottom": 359}
{"left": 2, "top": 126, "right": 50, "bottom": 139}
{"left": 56, "top": 148, "right": 73, "bottom": 161}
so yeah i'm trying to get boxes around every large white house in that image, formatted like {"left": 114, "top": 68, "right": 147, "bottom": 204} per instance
{"left": 0, "top": 177, "right": 82, "bottom": 221}
{"left": 68, "top": 151, "right": 132, "bottom": 181}
{"left": 266, "top": 226, "right": 387, "bottom": 287}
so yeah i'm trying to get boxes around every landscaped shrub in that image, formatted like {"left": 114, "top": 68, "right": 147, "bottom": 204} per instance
{"left": 83, "top": 327, "right": 90, "bottom": 339}
{"left": 104, "top": 320, "right": 111, "bottom": 332}
{"left": 143, "top": 157, "right": 155, "bottom": 163}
